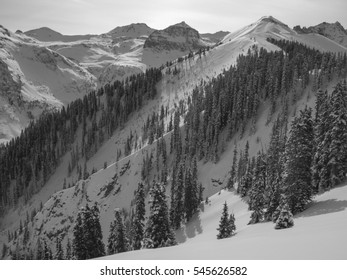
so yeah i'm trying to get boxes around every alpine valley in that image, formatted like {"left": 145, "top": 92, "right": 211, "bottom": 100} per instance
{"left": 0, "top": 16, "right": 347, "bottom": 260}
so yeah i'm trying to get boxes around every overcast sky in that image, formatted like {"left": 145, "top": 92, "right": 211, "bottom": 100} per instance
{"left": 1, "top": 0, "right": 346, "bottom": 35}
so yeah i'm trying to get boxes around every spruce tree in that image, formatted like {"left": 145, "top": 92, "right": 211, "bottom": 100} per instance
{"left": 54, "top": 236, "right": 64, "bottom": 260}
{"left": 107, "top": 209, "right": 130, "bottom": 255}
{"left": 87, "top": 203, "right": 105, "bottom": 258}
{"left": 72, "top": 207, "right": 86, "bottom": 259}
{"left": 132, "top": 182, "right": 146, "bottom": 250}
{"left": 36, "top": 237, "right": 43, "bottom": 260}
{"left": 283, "top": 107, "right": 314, "bottom": 214}
{"left": 274, "top": 197, "right": 294, "bottom": 230}
{"left": 144, "top": 182, "right": 176, "bottom": 248}
{"left": 327, "top": 82, "right": 347, "bottom": 187}
{"left": 248, "top": 152, "right": 266, "bottom": 224}
{"left": 65, "top": 238, "right": 72, "bottom": 260}
{"left": 217, "top": 202, "right": 236, "bottom": 239}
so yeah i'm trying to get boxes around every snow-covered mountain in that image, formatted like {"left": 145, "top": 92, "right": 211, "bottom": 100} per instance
{"left": 142, "top": 21, "right": 213, "bottom": 67}
{"left": 24, "top": 27, "right": 94, "bottom": 42}
{"left": 0, "top": 25, "right": 96, "bottom": 143}
{"left": 0, "top": 21, "right": 220, "bottom": 143}
{"left": 201, "top": 31, "right": 229, "bottom": 44}
{"left": 294, "top": 21, "right": 347, "bottom": 48}
{"left": 1, "top": 16, "right": 347, "bottom": 260}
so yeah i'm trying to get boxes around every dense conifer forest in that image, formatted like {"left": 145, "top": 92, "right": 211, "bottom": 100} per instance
{"left": 1, "top": 38, "right": 347, "bottom": 259}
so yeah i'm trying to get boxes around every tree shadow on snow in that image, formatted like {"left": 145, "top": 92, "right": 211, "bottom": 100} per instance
{"left": 175, "top": 211, "right": 203, "bottom": 244}
{"left": 296, "top": 199, "right": 347, "bottom": 218}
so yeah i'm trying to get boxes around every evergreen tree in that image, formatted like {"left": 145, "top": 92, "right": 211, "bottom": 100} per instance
{"left": 217, "top": 202, "right": 236, "bottom": 239}
{"left": 65, "top": 238, "right": 72, "bottom": 260}
{"left": 327, "top": 82, "right": 347, "bottom": 187}
{"left": 36, "top": 237, "right": 43, "bottom": 260}
{"left": 274, "top": 196, "right": 294, "bottom": 230}
{"left": 144, "top": 182, "right": 176, "bottom": 248}
{"left": 107, "top": 209, "right": 130, "bottom": 255}
{"left": 54, "top": 236, "right": 64, "bottom": 260}
{"left": 72, "top": 207, "right": 86, "bottom": 259}
{"left": 86, "top": 203, "right": 105, "bottom": 258}
{"left": 132, "top": 182, "right": 146, "bottom": 250}
{"left": 170, "top": 162, "right": 185, "bottom": 229}
{"left": 227, "top": 147, "right": 237, "bottom": 190}
{"left": 72, "top": 204, "right": 105, "bottom": 259}
{"left": 283, "top": 107, "right": 314, "bottom": 214}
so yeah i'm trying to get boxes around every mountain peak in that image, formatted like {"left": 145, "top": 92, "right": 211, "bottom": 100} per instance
{"left": 257, "top": 16, "right": 288, "bottom": 27}
{"left": 172, "top": 21, "right": 192, "bottom": 29}
{"left": 107, "top": 23, "right": 155, "bottom": 38}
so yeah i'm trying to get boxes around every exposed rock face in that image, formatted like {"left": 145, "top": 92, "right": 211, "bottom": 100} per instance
{"left": 107, "top": 23, "right": 155, "bottom": 40}
{"left": 144, "top": 21, "right": 206, "bottom": 52}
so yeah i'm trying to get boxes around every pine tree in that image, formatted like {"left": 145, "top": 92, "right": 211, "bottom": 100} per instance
{"left": 170, "top": 162, "right": 185, "bottom": 229}
{"left": 36, "top": 237, "right": 43, "bottom": 260}
{"left": 72, "top": 207, "right": 86, "bottom": 259}
{"left": 87, "top": 203, "right": 105, "bottom": 258}
{"left": 275, "top": 197, "right": 294, "bottom": 230}
{"left": 107, "top": 209, "right": 130, "bottom": 255}
{"left": 327, "top": 82, "right": 347, "bottom": 187}
{"left": 217, "top": 202, "right": 236, "bottom": 239}
{"left": 132, "top": 182, "right": 146, "bottom": 250}
{"left": 312, "top": 89, "right": 330, "bottom": 193}
{"left": 54, "top": 236, "right": 64, "bottom": 260}
{"left": 283, "top": 107, "right": 314, "bottom": 214}
{"left": 227, "top": 147, "right": 237, "bottom": 190}
{"left": 144, "top": 182, "right": 176, "bottom": 248}
{"left": 65, "top": 238, "right": 72, "bottom": 260}
{"left": 72, "top": 204, "right": 105, "bottom": 259}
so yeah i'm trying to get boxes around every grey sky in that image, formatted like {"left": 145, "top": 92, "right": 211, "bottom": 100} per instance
{"left": 0, "top": 0, "right": 346, "bottom": 34}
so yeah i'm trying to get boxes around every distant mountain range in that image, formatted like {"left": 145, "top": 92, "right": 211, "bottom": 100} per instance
{"left": 0, "top": 17, "right": 346, "bottom": 143}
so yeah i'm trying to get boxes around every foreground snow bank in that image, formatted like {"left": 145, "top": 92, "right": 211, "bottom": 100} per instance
{"left": 102, "top": 183, "right": 347, "bottom": 259}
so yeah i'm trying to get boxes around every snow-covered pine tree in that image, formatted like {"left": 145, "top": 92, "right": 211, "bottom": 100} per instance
{"left": 107, "top": 209, "right": 130, "bottom": 255}
{"left": 132, "top": 182, "right": 146, "bottom": 250}
{"left": 248, "top": 152, "right": 266, "bottom": 224}
{"left": 264, "top": 116, "right": 286, "bottom": 220}
{"left": 217, "top": 202, "right": 236, "bottom": 239}
{"left": 327, "top": 82, "right": 347, "bottom": 187}
{"left": 227, "top": 147, "right": 237, "bottom": 190}
{"left": 283, "top": 107, "right": 314, "bottom": 214}
{"left": 275, "top": 197, "right": 294, "bottom": 230}
{"left": 171, "top": 162, "right": 185, "bottom": 229}
{"left": 312, "top": 89, "right": 330, "bottom": 193}
{"left": 144, "top": 182, "right": 176, "bottom": 248}
{"left": 184, "top": 160, "right": 199, "bottom": 222}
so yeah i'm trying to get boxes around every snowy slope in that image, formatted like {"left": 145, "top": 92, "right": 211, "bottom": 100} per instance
{"left": 0, "top": 25, "right": 96, "bottom": 143}
{"left": 102, "top": 183, "right": 347, "bottom": 260}
{"left": 1, "top": 16, "right": 347, "bottom": 258}
{"left": 294, "top": 21, "right": 347, "bottom": 48}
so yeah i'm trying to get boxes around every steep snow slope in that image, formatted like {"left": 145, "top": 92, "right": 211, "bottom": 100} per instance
{"left": 1, "top": 16, "right": 347, "bottom": 257}
{"left": 201, "top": 31, "right": 229, "bottom": 44}
{"left": 294, "top": 21, "right": 347, "bottom": 48}
{"left": 103, "top": 183, "right": 347, "bottom": 260}
{"left": 0, "top": 25, "right": 96, "bottom": 142}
